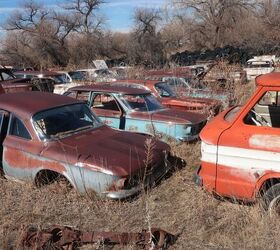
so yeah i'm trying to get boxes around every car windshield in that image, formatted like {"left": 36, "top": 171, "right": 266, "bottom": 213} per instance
{"left": 154, "top": 82, "right": 176, "bottom": 97}
{"left": 33, "top": 103, "right": 102, "bottom": 140}
{"left": 163, "top": 77, "right": 192, "bottom": 89}
{"left": 120, "top": 93, "right": 165, "bottom": 112}
{"left": 51, "top": 74, "right": 69, "bottom": 84}
{"left": 69, "top": 71, "right": 86, "bottom": 80}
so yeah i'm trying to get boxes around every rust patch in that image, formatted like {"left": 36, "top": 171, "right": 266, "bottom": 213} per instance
{"left": 4, "top": 148, "right": 66, "bottom": 173}
{"left": 20, "top": 224, "right": 177, "bottom": 249}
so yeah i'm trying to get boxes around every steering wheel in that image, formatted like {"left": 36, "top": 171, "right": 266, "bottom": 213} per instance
{"left": 248, "top": 109, "right": 272, "bottom": 127}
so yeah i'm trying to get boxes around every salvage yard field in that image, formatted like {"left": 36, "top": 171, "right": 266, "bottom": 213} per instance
{"left": 1, "top": 80, "right": 280, "bottom": 249}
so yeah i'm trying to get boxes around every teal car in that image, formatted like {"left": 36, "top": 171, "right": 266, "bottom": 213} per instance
{"left": 64, "top": 84, "right": 207, "bottom": 142}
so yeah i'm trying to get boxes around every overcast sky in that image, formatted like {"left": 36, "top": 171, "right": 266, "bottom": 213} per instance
{"left": 0, "top": 0, "right": 167, "bottom": 32}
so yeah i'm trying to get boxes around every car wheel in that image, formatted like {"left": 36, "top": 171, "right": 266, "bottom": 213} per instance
{"left": 262, "top": 183, "right": 280, "bottom": 216}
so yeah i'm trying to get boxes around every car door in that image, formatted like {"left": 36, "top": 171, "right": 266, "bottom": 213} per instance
{"left": 2, "top": 114, "right": 34, "bottom": 181}
{"left": 90, "top": 93, "right": 124, "bottom": 129}
{"left": 215, "top": 87, "right": 280, "bottom": 200}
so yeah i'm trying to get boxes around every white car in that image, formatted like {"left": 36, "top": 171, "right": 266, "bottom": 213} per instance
{"left": 244, "top": 55, "right": 276, "bottom": 81}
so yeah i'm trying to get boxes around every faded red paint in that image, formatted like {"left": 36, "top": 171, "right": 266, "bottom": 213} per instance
{"left": 1, "top": 78, "right": 33, "bottom": 93}
{"left": 52, "top": 126, "right": 168, "bottom": 176}
{"left": 4, "top": 147, "right": 66, "bottom": 173}
{"left": 0, "top": 91, "right": 81, "bottom": 120}
{"left": 0, "top": 91, "right": 174, "bottom": 197}
{"left": 128, "top": 108, "right": 206, "bottom": 124}
{"left": 197, "top": 72, "right": 280, "bottom": 202}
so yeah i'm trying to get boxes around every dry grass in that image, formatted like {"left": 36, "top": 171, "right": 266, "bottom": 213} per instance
{"left": 1, "top": 77, "right": 280, "bottom": 249}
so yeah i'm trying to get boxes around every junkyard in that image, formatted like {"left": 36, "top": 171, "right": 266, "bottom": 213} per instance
{"left": 2, "top": 0, "right": 280, "bottom": 249}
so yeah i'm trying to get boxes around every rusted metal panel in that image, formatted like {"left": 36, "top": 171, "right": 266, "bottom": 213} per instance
{"left": 0, "top": 68, "right": 33, "bottom": 93}
{"left": 20, "top": 224, "right": 177, "bottom": 249}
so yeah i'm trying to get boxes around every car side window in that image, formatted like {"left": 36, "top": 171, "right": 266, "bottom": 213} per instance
{"left": 92, "top": 94, "right": 121, "bottom": 111}
{"left": 2, "top": 72, "right": 13, "bottom": 80}
{"left": 155, "top": 85, "right": 170, "bottom": 97}
{"left": 76, "top": 91, "right": 90, "bottom": 102}
{"left": 9, "top": 116, "right": 32, "bottom": 140}
{"left": 258, "top": 91, "right": 279, "bottom": 106}
{"left": 244, "top": 91, "right": 280, "bottom": 128}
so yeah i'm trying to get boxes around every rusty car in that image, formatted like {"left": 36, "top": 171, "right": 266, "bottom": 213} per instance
{"left": 195, "top": 72, "right": 280, "bottom": 214}
{"left": 114, "top": 79, "right": 222, "bottom": 117}
{"left": 13, "top": 70, "right": 80, "bottom": 94}
{"left": 244, "top": 55, "right": 276, "bottom": 81}
{"left": 64, "top": 84, "right": 207, "bottom": 142}
{"left": 0, "top": 91, "right": 181, "bottom": 199}
{"left": 144, "top": 69, "right": 233, "bottom": 108}
{"left": 0, "top": 68, "right": 32, "bottom": 93}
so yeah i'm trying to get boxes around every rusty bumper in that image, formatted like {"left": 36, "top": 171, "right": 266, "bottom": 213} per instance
{"left": 103, "top": 154, "right": 185, "bottom": 200}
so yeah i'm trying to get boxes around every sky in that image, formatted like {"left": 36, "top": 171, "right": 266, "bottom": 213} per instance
{"left": 0, "top": 0, "right": 168, "bottom": 33}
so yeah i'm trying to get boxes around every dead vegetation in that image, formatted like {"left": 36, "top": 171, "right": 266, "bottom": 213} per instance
{"left": 1, "top": 95, "right": 280, "bottom": 249}
{"left": 2, "top": 0, "right": 280, "bottom": 69}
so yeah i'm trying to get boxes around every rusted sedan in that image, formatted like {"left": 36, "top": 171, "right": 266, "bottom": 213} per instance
{"left": 0, "top": 91, "right": 179, "bottom": 199}
{"left": 144, "top": 69, "right": 232, "bottom": 108}
{"left": 0, "top": 68, "right": 32, "bottom": 93}
{"left": 64, "top": 84, "right": 207, "bottom": 142}
{"left": 114, "top": 79, "right": 222, "bottom": 117}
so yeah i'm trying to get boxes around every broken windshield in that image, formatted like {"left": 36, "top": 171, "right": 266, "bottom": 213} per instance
{"left": 33, "top": 103, "right": 102, "bottom": 140}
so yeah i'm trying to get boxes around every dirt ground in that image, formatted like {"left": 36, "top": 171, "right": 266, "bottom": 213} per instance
{"left": 1, "top": 80, "right": 279, "bottom": 249}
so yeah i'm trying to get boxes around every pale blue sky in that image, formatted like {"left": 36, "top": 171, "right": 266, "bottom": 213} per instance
{"left": 0, "top": 0, "right": 167, "bottom": 32}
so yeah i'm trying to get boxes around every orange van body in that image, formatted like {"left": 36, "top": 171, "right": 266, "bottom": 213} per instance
{"left": 196, "top": 72, "right": 280, "bottom": 202}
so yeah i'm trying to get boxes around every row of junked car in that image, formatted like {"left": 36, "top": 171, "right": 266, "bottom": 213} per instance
{"left": 0, "top": 67, "right": 225, "bottom": 141}
{"left": 0, "top": 83, "right": 215, "bottom": 199}
{"left": 2, "top": 64, "right": 280, "bottom": 213}
{"left": 0, "top": 64, "right": 229, "bottom": 200}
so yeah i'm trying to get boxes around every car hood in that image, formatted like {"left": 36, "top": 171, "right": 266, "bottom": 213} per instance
{"left": 40, "top": 126, "right": 169, "bottom": 177}
{"left": 150, "top": 108, "right": 207, "bottom": 124}
{"left": 161, "top": 96, "right": 217, "bottom": 108}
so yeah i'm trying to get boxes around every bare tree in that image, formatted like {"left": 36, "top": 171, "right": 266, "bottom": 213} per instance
{"left": 259, "top": 0, "right": 280, "bottom": 41}
{"left": 172, "top": 0, "right": 256, "bottom": 49}
{"left": 2, "top": 0, "right": 107, "bottom": 67}
{"left": 128, "top": 8, "right": 165, "bottom": 67}
{"left": 64, "top": 0, "right": 105, "bottom": 34}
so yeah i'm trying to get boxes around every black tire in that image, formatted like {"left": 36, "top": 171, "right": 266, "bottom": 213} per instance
{"left": 262, "top": 183, "right": 280, "bottom": 216}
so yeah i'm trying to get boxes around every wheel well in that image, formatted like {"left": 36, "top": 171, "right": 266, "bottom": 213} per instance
{"left": 35, "top": 169, "right": 71, "bottom": 187}
{"left": 259, "top": 178, "right": 280, "bottom": 196}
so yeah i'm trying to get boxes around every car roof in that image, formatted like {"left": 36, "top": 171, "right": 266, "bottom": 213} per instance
{"left": 14, "top": 71, "right": 62, "bottom": 76}
{"left": 68, "top": 84, "right": 151, "bottom": 95}
{"left": 0, "top": 91, "right": 82, "bottom": 118}
{"left": 256, "top": 72, "right": 280, "bottom": 87}
{"left": 116, "top": 79, "right": 161, "bottom": 85}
